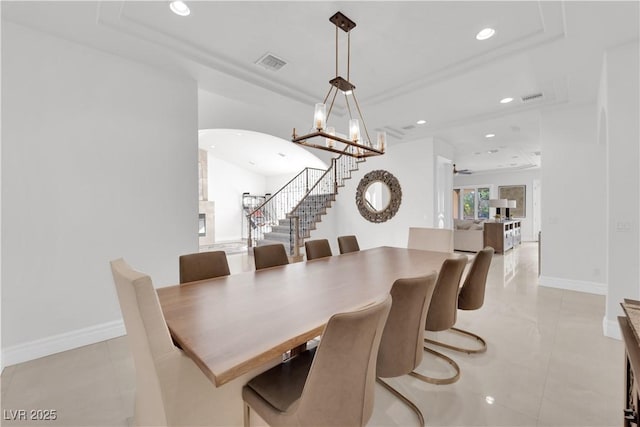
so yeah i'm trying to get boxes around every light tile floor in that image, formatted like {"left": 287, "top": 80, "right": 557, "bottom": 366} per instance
{"left": 1, "top": 243, "right": 623, "bottom": 426}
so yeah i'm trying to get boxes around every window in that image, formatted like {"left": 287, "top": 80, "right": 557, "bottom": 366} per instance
{"left": 478, "top": 187, "right": 490, "bottom": 219}
{"left": 454, "top": 186, "right": 491, "bottom": 220}
{"left": 462, "top": 189, "right": 475, "bottom": 219}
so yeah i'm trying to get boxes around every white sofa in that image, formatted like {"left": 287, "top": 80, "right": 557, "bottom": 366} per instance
{"left": 453, "top": 219, "right": 485, "bottom": 252}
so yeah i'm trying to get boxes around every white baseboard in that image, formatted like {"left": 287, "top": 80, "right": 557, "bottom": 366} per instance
{"left": 603, "top": 316, "right": 622, "bottom": 340}
{"left": 1, "top": 319, "right": 126, "bottom": 369}
{"left": 538, "top": 276, "right": 607, "bottom": 295}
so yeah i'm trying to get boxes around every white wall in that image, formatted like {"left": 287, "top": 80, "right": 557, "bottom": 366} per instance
{"left": 539, "top": 104, "right": 607, "bottom": 295}
{"left": 208, "top": 155, "right": 266, "bottom": 242}
{"left": 311, "top": 138, "right": 438, "bottom": 254}
{"left": 1, "top": 23, "right": 198, "bottom": 365}
{"left": 600, "top": 40, "right": 640, "bottom": 339}
{"left": 454, "top": 169, "right": 541, "bottom": 242}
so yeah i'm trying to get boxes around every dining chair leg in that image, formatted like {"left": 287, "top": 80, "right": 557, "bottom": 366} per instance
{"left": 423, "top": 327, "right": 487, "bottom": 354}
{"left": 376, "top": 377, "right": 425, "bottom": 426}
{"left": 409, "top": 347, "right": 461, "bottom": 385}
{"left": 243, "top": 402, "right": 250, "bottom": 427}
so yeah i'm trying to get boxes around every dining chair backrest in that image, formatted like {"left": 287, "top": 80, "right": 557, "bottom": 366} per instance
{"left": 296, "top": 295, "right": 391, "bottom": 425}
{"left": 458, "top": 247, "right": 494, "bottom": 310}
{"left": 110, "top": 258, "right": 232, "bottom": 426}
{"left": 425, "top": 256, "right": 468, "bottom": 332}
{"left": 253, "top": 244, "right": 289, "bottom": 270}
{"left": 111, "top": 258, "right": 173, "bottom": 426}
{"left": 407, "top": 227, "right": 454, "bottom": 253}
{"left": 305, "top": 239, "right": 333, "bottom": 260}
{"left": 337, "top": 235, "right": 361, "bottom": 254}
{"left": 179, "top": 250, "right": 230, "bottom": 283}
{"left": 377, "top": 273, "right": 438, "bottom": 378}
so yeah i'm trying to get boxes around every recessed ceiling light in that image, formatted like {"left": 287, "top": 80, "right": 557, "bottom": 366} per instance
{"left": 169, "top": 1, "right": 190, "bottom": 16}
{"left": 210, "top": 145, "right": 216, "bottom": 149}
{"left": 485, "top": 133, "right": 495, "bottom": 138}
{"left": 485, "top": 396, "right": 495, "bottom": 405}
{"left": 416, "top": 120, "right": 427, "bottom": 125}
{"left": 500, "top": 97, "right": 514, "bottom": 104}
{"left": 476, "top": 28, "right": 495, "bottom": 41}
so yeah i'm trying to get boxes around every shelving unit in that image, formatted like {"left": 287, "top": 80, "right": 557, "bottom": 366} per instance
{"left": 483, "top": 220, "right": 522, "bottom": 254}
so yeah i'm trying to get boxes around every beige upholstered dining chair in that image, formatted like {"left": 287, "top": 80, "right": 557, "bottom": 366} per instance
{"left": 425, "top": 247, "right": 494, "bottom": 353}
{"left": 411, "top": 256, "right": 467, "bottom": 385}
{"left": 253, "top": 244, "right": 289, "bottom": 270}
{"left": 110, "top": 258, "right": 232, "bottom": 426}
{"left": 407, "top": 227, "right": 454, "bottom": 253}
{"left": 377, "top": 273, "right": 438, "bottom": 426}
{"left": 179, "top": 250, "right": 230, "bottom": 283}
{"left": 242, "top": 295, "right": 392, "bottom": 427}
{"left": 337, "top": 235, "right": 360, "bottom": 254}
{"left": 304, "top": 239, "right": 333, "bottom": 260}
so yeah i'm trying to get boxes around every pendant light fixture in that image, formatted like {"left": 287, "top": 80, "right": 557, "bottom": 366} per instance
{"left": 292, "top": 12, "right": 385, "bottom": 159}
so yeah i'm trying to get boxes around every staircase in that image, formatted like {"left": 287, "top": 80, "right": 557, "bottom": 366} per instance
{"left": 247, "top": 147, "right": 365, "bottom": 256}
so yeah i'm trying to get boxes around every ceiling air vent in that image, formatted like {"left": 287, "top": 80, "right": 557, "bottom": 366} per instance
{"left": 255, "top": 53, "right": 287, "bottom": 71}
{"left": 521, "top": 92, "right": 544, "bottom": 103}
{"left": 401, "top": 125, "right": 415, "bottom": 130}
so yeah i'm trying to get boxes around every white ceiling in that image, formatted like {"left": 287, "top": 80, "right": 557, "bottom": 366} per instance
{"left": 4, "top": 1, "right": 638, "bottom": 174}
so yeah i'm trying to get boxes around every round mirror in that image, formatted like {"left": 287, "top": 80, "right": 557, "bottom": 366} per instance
{"left": 356, "top": 170, "right": 402, "bottom": 223}
{"left": 364, "top": 181, "right": 391, "bottom": 212}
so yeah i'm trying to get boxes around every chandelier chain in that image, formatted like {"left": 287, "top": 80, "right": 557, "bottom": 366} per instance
{"left": 347, "top": 32, "right": 351, "bottom": 82}
{"left": 335, "top": 26, "right": 339, "bottom": 78}
{"left": 344, "top": 92, "right": 354, "bottom": 120}
{"left": 327, "top": 86, "right": 339, "bottom": 121}
{"left": 352, "top": 92, "right": 372, "bottom": 147}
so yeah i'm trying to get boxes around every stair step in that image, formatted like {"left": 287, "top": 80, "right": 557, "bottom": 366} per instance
{"left": 262, "top": 232, "right": 292, "bottom": 244}
{"left": 252, "top": 157, "right": 366, "bottom": 253}
{"left": 270, "top": 225, "right": 291, "bottom": 234}
{"left": 255, "top": 239, "right": 289, "bottom": 247}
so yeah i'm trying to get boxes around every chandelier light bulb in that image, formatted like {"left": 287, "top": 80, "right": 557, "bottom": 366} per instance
{"left": 377, "top": 131, "right": 387, "bottom": 152}
{"left": 314, "top": 103, "right": 326, "bottom": 130}
{"left": 349, "top": 119, "right": 361, "bottom": 143}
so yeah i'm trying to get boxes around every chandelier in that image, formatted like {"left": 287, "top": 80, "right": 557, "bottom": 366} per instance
{"left": 292, "top": 12, "right": 385, "bottom": 159}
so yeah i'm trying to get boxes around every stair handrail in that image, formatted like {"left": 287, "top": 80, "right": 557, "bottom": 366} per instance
{"left": 247, "top": 167, "right": 326, "bottom": 217}
{"left": 246, "top": 167, "right": 326, "bottom": 248}
{"left": 287, "top": 146, "right": 356, "bottom": 217}
{"left": 288, "top": 160, "right": 337, "bottom": 217}
{"left": 248, "top": 146, "right": 363, "bottom": 255}
{"left": 287, "top": 149, "right": 360, "bottom": 256}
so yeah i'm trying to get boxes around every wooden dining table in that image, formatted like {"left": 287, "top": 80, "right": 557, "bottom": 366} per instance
{"left": 157, "top": 246, "right": 463, "bottom": 387}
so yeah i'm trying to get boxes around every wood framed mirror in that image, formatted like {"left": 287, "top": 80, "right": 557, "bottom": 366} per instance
{"left": 355, "top": 170, "right": 402, "bottom": 223}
